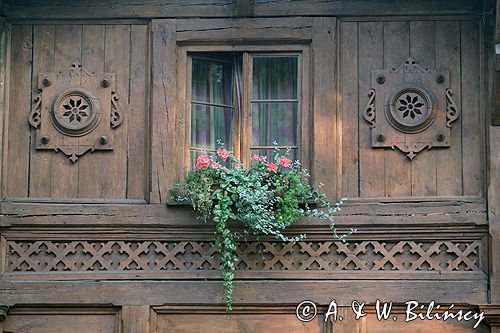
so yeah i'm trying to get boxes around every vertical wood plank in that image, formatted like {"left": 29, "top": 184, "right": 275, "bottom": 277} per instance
{"left": 77, "top": 25, "right": 105, "bottom": 198}
{"left": 340, "top": 21, "right": 359, "bottom": 198}
{"left": 410, "top": 21, "right": 437, "bottom": 196}
{"left": 312, "top": 17, "right": 337, "bottom": 200}
{"left": 102, "top": 25, "right": 130, "bottom": 198}
{"left": 436, "top": 21, "right": 462, "bottom": 196}
{"left": 127, "top": 25, "right": 149, "bottom": 199}
{"left": 0, "top": 20, "right": 10, "bottom": 198}
{"left": 122, "top": 305, "right": 150, "bottom": 333}
{"left": 5, "top": 25, "right": 32, "bottom": 197}
{"left": 29, "top": 25, "right": 55, "bottom": 197}
{"left": 489, "top": 126, "right": 500, "bottom": 302}
{"left": 461, "top": 20, "right": 482, "bottom": 196}
{"left": 384, "top": 21, "right": 412, "bottom": 197}
{"left": 358, "top": 22, "right": 385, "bottom": 197}
{"left": 151, "top": 19, "right": 176, "bottom": 203}
{"left": 50, "top": 24, "right": 81, "bottom": 198}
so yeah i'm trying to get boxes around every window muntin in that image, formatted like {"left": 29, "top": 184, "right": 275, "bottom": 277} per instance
{"left": 188, "top": 52, "right": 301, "bottom": 167}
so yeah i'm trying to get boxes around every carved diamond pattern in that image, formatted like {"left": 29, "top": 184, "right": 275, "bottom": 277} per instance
{"left": 6, "top": 240, "right": 482, "bottom": 273}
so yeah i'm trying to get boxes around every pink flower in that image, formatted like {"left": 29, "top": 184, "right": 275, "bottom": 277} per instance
{"left": 267, "top": 163, "right": 278, "bottom": 172}
{"left": 196, "top": 155, "right": 211, "bottom": 169}
{"left": 259, "top": 155, "right": 267, "bottom": 162}
{"left": 263, "top": 172, "right": 269, "bottom": 177}
{"left": 252, "top": 154, "right": 260, "bottom": 161}
{"left": 217, "top": 148, "right": 229, "bottom": 161}
{"left": 211, "top": 162, "right": 219, "bottom": 169}
{"left": 194, "top": 166, "right": 200, "bottom": 172}
{"left": 279, "top": 157, "right": 291, "bottom": 168}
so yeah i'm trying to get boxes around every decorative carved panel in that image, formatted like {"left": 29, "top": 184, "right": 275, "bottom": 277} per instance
{"left": 29, "top": 61, "right": 124, "bottom": 162}
{"left": 363, "top": 57, "right": 459, "bottom": 160}
{"left": 6, "top": 240, "right": 482, "bottom": 273}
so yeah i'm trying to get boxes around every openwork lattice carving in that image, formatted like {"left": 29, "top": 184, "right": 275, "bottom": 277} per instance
{"left": 362, "top": 57, "right": 460, "bottom": 160}
{"left": 6, "top": 240, "right": 482, "bottom": 273}
{"left": 28, "top": 61, "right": 124, "bottom": 162}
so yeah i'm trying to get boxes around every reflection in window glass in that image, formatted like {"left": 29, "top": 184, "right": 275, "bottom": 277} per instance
{"left": 190, "top": 58, "right": 234, "bottom": 167}
{"left": 251, "top": 56, "right": 299, "bottom": 159}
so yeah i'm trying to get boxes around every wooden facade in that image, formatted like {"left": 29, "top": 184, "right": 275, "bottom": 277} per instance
{"left": 0, "top": 0, "right": 499, "bottom": 332}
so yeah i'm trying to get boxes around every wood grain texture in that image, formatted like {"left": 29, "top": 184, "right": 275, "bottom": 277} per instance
{"left": 0, "top": 280, "right": 487, "bottom": 306}
{"left": 5, "top": 0, "right": 482, "bottom": 20}
{"left": 409, "top": 21, "right": 437, "bottom": 196}
{"left": 5, "top": 25, "right": 31, "bottom": 197}
{"left": 340, "top": 21, "right": 359, "bottom": 198}
{"left": 358, "top": 22, "right": 385, "bottom": 197}
{"left": 312, "top": 17, "right": 337, "bottom": 200}
{"left": 29, "top": 25, "right": 54, "bottom": 197}
{"left": 49, "top": 24, "right": 82, "bottom": 198}
{"left": 122, "top": 305, "right": 149, "bottom": 333}
{"left": 489, "top": 126, "right": 500, "bottom": 302}
{"left": 383, "top": 21, "right": 411, "bottom": 197}
{"left": 436, "top": 21, "right": 462, "bottom": 196}
{"left": 150, "top": 19, "right": 177, "bottom": 203}
{"left": 127, "top": 25, "right": 149, "bottom": 200}
{"left": 0, "top": 20, "right": 9, "bottom": 200}
{"left": 461, "top": 21, "right": 483, "bottom": 196}
{"left": 77, "top": 24, "right": 106, "bottom": 198}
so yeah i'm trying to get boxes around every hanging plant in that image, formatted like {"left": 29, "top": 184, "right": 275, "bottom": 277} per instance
{"left": 171, "top": 143, "right": 354, "bottom": 312}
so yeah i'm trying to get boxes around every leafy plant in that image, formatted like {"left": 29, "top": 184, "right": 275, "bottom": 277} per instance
{"left": 172, "top": 143, "right": 354, "bottom": 312}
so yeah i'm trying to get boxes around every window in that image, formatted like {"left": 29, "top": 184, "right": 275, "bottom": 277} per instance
{"left": 187, "top": 51, "right": 305, "bottom": 168}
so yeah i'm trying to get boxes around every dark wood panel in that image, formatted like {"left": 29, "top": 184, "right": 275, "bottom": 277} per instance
{"left": 29, "top": 25, "right": 54, "bottom": 197}
{"left": 489, "top": 127, "right": 500, "bottom": 302}
{"left": 461, "top": 21, "right": 483, "bottom": 196}
{"left": 6, "top": 0, "right": 482, "bottom": 20}
{"left": 5, "top": 25, "right": 31, "bottom": 197}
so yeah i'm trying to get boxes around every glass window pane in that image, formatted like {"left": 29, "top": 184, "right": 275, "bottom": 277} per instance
{"left": 251, "top": 102, "right": 298, "bottom": 147}
{"left": 192, "top": 58, "right": 233, "bottom": 106}
{"left": 252, "top": 56, "right": 298, "bottom": 100}
{"left": 191, "top": 104, "right": 234, "bottom": 150}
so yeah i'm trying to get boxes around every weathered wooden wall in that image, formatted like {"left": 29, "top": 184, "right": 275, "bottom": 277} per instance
{"left": 0, "top": 0, "right": 496, "bottom": 332}
{"left": 5, "top": 23, "right": 149, "bottom": 199}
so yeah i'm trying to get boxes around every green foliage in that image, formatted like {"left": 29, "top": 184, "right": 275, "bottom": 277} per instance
{"left": 172, "top": 144, "right": 354, "bottom": 312}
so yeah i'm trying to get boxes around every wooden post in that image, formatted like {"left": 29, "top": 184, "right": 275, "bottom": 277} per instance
{"left": 122, "top": 305, "right": 150, "bottom": 333}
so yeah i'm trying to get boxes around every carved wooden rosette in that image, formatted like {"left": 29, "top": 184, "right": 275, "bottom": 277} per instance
{"left": 29, "top": 61, "right": 124, "bottom": 162}
{"left": 363, "top": 57, "right": 459, "bottom": 160}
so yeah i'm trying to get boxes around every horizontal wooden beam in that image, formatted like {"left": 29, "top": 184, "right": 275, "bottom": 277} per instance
{"left": 5, "top": 0, "right": 483, "bottom": 20}
{"left": 0, "top": 279, "right": 488, "bottom": 306}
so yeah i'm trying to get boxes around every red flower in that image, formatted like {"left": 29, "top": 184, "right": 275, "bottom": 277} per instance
{"left": 267, "top": 163, "right": 278, "bottom": 172}
{"left": 211, "top": 162, "right": 219, "bottom": 169}
{"left": 217, "top": 148, "right": 229, "bottom": 161}
{"left": 279, "top": 157, "right": 291, "bottom": 168}
{"left": 196, "top": 155, "right": 211, "bottom": 169}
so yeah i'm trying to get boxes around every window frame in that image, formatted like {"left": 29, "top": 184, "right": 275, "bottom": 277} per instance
{"left": 180, "top": 44, "right": 311, "bottom": 172}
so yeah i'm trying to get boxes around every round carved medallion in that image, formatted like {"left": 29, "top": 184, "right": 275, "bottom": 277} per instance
{"left": 50, "top": 87, "right": 101, "bottom": 137}
{"left": 385, "top": 84, "right": 435, "bottom": 133}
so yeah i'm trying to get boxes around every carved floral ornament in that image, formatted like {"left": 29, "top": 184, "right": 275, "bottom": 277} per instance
{"left": 29, "top": 61, "right": 124, "bottom": 162}
{"left": 362, "top": 57, "right": 459, "bottom": 160}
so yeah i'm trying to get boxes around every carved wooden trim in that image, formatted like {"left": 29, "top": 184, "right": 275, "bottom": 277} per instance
{"left": 0, "top": 305, "right": 8, "bottom": 322}
{"left": 362, "top": 89, "right": 375, "bottom": 128}
{"left": 28, "top": 60, "right": 125, "bottom": 162}
{"left": 363, "top": 57, "right": 460, "bottom": 160}
{"left": 5, "top": 239, "right": 483, "bottom": 273}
